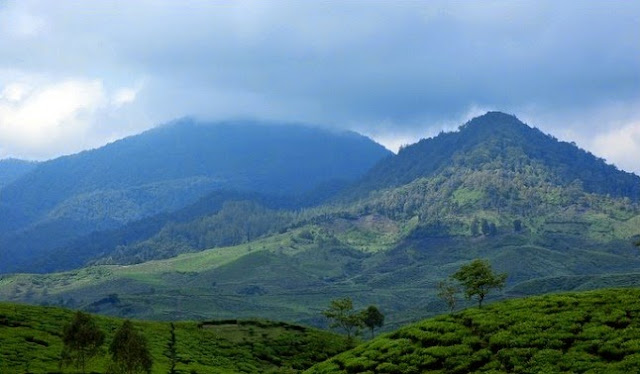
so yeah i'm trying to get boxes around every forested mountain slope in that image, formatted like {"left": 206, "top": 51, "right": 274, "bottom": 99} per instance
{"left": 348, "top": 112, "right": 640, "bottom": 201}
{"left": 24, "top": 190, "right": 291, "bottom": 272}
{"left": 0, "top": 120, "right": 390, "bottom": 273}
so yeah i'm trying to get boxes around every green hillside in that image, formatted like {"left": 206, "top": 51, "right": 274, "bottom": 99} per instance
{"left": 0, "top": 302, "right": 350, "bottom": 373}
{"left": 1, "top": 112, "right": 639, "bottom": 328}
{"left": 306, "top": 288, "right": 640, "bottom": 373}
{"left": 1, "top": 218, "right": 639, "bottom": 328}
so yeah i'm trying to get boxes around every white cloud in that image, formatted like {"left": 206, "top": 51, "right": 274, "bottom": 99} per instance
{"left": 591, "top": 122, "right": 640, "bottom": 174}
{"left": 0, "top": 79, "right": 105, "bottom": 158}
{"left": 0, "top": 83, "right": 31, "bottom": 102}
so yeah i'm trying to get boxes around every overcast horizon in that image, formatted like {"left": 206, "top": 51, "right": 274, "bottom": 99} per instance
{"left": 1, "top": 1, "right": 639, "bottom": 173}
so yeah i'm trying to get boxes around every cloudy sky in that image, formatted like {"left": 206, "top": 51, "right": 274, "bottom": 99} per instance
{"left": 0, "top": 1, "right": 639, "bottom": 173}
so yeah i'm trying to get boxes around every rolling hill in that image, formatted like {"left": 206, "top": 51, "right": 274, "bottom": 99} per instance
{"left": 0, "top": 120, "right": 390, "bottom": 274}
{"left": 306, "top": 288, "right": 640, "bottom": 373}
{"left": 4, "top": 288, "right": 640, "bottom": 373}
{"left": 0, "top": 301, "right": 350, "bottom": 373}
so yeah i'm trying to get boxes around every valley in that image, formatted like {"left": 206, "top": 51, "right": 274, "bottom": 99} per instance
{"left": 1, "top": 112, "right": 639, "bottom": 330}
{"left": 3, "top": 2, "right": 638, "bottom": 372}
{"left": 1, "top": 112, "right": 639, "bottom": 373}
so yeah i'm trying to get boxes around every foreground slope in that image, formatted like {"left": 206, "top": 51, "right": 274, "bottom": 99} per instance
{"left": 307, "top": 289, "right": 640, "bottom": 374}
{"left": 0, "top": 302, "right": 350, "bottom": 373}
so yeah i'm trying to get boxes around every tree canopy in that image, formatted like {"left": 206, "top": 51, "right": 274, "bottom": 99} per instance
{"left": 451, "top": 259, "right": 507, "bottom": 308}
{"left": 361, "top": 305, "right": 385, "bottom": 338}
{"left": 322, "top": 298, "right": 364, "bottom": 339}
{"left": 108, "top": 320, "right": 152, "bottom": 374}
{"left": 61, "top": 311, "right": 105, "bottom": 373}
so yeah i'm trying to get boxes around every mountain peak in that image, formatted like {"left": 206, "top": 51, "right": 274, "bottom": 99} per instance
{"left": 459, "top": 111, "right": 527, "bottom": 132}
{"left": 350, "top": 111, "right": 640, "bottom": 201}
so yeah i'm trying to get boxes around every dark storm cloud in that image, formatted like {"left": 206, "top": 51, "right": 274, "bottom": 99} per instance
{"left": 0, "top": 1, "right": 638, "bottom": 171}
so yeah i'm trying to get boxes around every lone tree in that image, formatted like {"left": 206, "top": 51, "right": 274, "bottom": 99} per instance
{"left": 451, "top": 259, "right": 507, "bottom": 308}
{"left": 436, "top": 280, "right": 459, "bottom": 313}
{"left": 61, "top": 311, "right": 105, "bottom": 373}
{"left": 322, "top": 298, "right": 364, "bottom": 339}
{"left": 361, "top": 305, "right": 384, "bottom": 339}
{"left": 108, "top": 320, "right": 153, "bottom": 374}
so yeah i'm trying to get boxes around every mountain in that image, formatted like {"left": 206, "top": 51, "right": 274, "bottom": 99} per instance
{"left": 307, "top": 288, "right": 640, "bottom": 373}
{"left": 0, "top": 158, "right": 37, "bottom": 190}
{"left": 348, "top": 111, "right": 640, "bottom": 201}
{"left": 0, "top": 301, "right": 350, "bottom": 373}
{"left": 1, "top": 112, "right": 639, "bottom": 327}
{"left": 0, "top": 120, "right": 390, "bottom": 274}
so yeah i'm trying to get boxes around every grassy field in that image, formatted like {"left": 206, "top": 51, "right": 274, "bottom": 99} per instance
{"left": 306, "top": 288, "right": 640, "bottom": 373}
{"left": 0, "top": 301, "right": 350, "bottom": 373}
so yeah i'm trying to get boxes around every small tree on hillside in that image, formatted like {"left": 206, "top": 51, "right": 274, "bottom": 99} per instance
{"left": 451, "top": 259, "right": 507, "bottom": 308}
{"left": 61, "top": 311, "right": 105, "bottom": 373}
{"left": 361, "top": 305, "right": 384, "bottom": 339}
{"left": 436, "top": 280, "right": 459, "bottom": 313}
{"left": 108, "top": 320, "right": 153, "bottom": 374}
{"left": 322, "top": 298, "right": 364, "bottom": 340}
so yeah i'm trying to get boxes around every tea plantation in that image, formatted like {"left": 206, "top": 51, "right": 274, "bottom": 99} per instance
{"left": 0, "top": 302, "right": 350, "bottom": 373}
{"left": 306, "top": 288, "right": 640, "bottom": 373}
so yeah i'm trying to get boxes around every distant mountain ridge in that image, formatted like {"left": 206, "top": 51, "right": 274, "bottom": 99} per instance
{"left": 0, "top": 120, "right": 390, "bottom": 273}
